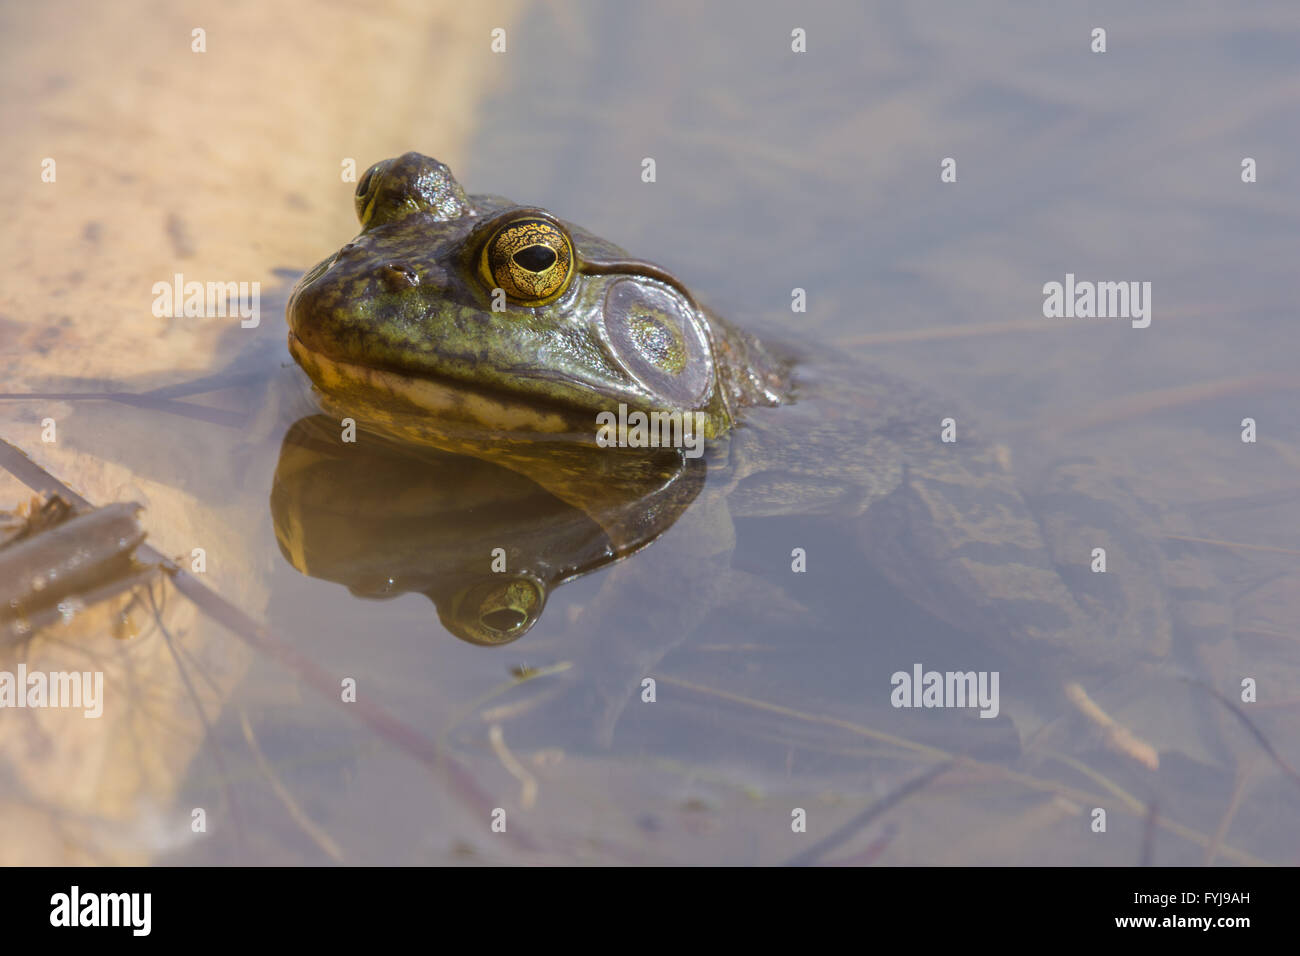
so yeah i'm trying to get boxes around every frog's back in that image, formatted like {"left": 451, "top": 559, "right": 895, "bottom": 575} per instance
{"left": 719, "top": 349, "right": 1174, "bottom": 674}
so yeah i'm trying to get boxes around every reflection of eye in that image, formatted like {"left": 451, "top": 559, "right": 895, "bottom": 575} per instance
{"left": 480, "top": 216, "right": 575, "bottom": 305}
{"left": 481, "top": 607, "right": 527, "bottom": 634}
{"left": 445, "top": 576, "right": 545, "bottom": 646}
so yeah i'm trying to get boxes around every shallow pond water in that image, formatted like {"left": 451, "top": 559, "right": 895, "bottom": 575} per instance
{"left": 3, "top": 0, "right": 1298, "bottom": 865}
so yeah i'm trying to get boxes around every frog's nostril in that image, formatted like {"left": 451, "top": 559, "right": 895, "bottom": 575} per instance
{"left": 379, "top": 262, "right": 420, "bottom": 289}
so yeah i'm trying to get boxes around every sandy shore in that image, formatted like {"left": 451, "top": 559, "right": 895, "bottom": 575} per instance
{"left": 0, "top": 0, "right": 519, "bottom": 864}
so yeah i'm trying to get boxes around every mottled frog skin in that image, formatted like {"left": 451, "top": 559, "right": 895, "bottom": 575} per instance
{"left": 288, "top": 153, "right": 1219, "bottom": 707}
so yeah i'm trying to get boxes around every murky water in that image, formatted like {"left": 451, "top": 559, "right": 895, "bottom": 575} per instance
{"left": 449, "top": 0, "right": 1300, "bottom": 864}
{"left": 4, "top": 0, "right": 1299, "bottom": 864}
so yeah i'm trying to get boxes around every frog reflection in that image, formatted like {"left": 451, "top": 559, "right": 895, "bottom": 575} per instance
{"left": 270, "top": 415, "right": 704, "bottom": 645}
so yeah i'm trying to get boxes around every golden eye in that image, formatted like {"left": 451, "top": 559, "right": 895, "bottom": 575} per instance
{"left": 479, "top": 216, "right": 574, "bottom": 305}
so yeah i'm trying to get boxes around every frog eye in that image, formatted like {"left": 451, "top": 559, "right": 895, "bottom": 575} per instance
{"left": 479, "top": 216, "right": 575, "bottom": 306}
{"left": 354, "top": 160, "right": 390, "bottom": 225}
{"left": 356, "top": 163, "right": 378, "bottom": 197}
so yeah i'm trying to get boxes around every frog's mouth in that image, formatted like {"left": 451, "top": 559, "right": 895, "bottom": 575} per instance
{"left": 287, "top": 331, "right": 603, "bottom": 441}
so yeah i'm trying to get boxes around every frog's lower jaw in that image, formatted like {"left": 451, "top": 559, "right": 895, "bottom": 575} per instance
{"left": 287, "top": 332, "right": 732, "bottom": 449}
{"left": 287, "top": 331, "right": 586, "bottom": 439}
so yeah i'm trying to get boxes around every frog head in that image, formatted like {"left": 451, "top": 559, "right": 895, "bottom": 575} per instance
{"left": 287, "top": 152, "right": 741, "bottom": 443}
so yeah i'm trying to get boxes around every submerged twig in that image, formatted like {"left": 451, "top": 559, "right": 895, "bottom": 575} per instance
{"left": 1023, "top": 372, "right": 1295, "bottom": 435}
{"left": 1161, "top": 533, "right": 1300, "bottom": 559}
{"left": 488, "top": 724, "right": 538, "bottom": 811}
{"left": 0, "top": 501, "right": 146, "bottom": 634}
{"left": 1140, "top": 800, "right": 1159, "bottom": 867}
{"left": 1205, "top": 761, "right": 1255, "bottom": 867}
{"left": 782, "top": 760, "right": 954, "bottom": 867}
{"left": 0, "top": 391, "right": 246, "bottom": 428}
{"left": 659, "top": 673, "right": 1267, "bottom": 864}
{"left": 1064, "top": 681, "right": 1160, "bottom": 770}
{"left": 1183, "top": 676, "right": 1300, "bottom": 794}
{"left": 239, "top": 712, "right": 344, "bottom": 862}
{"left": 0, "top": 436, "right": 537, "bottom": 853}
{"left": 147, "top": 582, "right": 247, "bottom": 855}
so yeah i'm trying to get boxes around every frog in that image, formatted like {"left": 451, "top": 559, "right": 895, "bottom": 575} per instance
{"left": 286, "top": 152, "right": 1231, "bottom": 750}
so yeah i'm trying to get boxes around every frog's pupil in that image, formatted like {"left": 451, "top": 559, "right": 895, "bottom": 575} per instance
{"left": 482, "top": 607, "right": 526, "bottom": 633}
{"left": 513, "top": 245, "right": 556, "bottom": 273}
